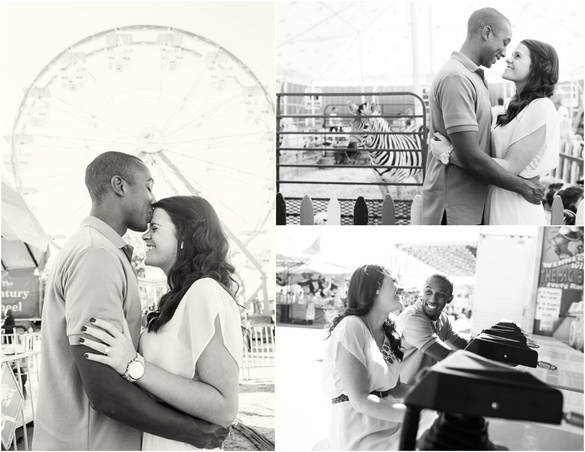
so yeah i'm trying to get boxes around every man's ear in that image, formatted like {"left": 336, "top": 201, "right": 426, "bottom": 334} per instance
{"left": 111, "top": 175, "right": 125, "bottom": 196}
{"left": 481, "top": 25, "right": 492, "bottom": 41}
{"left": 447, "top": 295, "right": 454, "bottom": 304}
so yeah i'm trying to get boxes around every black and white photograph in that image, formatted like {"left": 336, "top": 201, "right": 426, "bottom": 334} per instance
{"left": 275, "top": 1, "right": 584, "bottom": 226}
{"left": 1, "top": 1, "right": 585, "bottom": 451}
{"left": 276, "top": 225, "right": 584, "bottom": 450}
{"left": 1, "top": 2, "right": 275, "bottom": 450}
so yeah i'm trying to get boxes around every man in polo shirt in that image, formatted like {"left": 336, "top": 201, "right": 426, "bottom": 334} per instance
{"left": 396, "top": 274, "right": 468, "bottom": 385}
{"left": 33, "top": 152, "right": 227, "bottom": 450}
{"left": 422, "top": 7, "right": 544, "bottom": 225}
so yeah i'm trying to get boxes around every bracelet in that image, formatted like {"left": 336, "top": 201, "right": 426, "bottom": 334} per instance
{"left": 439, "top": 145, "right": 454, "bottom": 165}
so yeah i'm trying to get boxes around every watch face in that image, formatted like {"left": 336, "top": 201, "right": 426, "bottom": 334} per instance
{"left": 128, "top": 361, "right": 145, "bottom": 379}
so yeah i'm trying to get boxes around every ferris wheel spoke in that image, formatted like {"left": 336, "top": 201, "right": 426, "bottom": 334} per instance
{"left": 163, "top": 148, "right": 271, "bottom": 182}
{"left": 23, "top": 134, "right": 135, "bottom": 148}
{"left": 165, "top": 131, "right": 265, "bottom": 146}
{"left": 49, "top": 96, "right": 136, "bottom": 141}
{"left": 21, "top": 139, "right": 136, "bottom": 156}
{"left": 49, "top": 202, "right": 90, "bottom": 237}
{"left": 152, "top": 66, "right": 171, "bottom": 129}
{"left": 151, "top": 155, "right": 257, "bottom": 230}
{"left": 17, "top": 165, "right": 85, "bottom": 190}
{"left": 123, "top": 69, "right": 152, "bottom": 132}
{"left": 160, "top": 50, "right": 216, "bottom": 130}
{"left": 164, "top": 93, "right": 243, "bottom": 139}
{"left": 82, "top": 70, "right": 145, "bottom": 134}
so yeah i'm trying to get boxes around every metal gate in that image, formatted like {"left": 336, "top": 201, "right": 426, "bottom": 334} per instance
{"left": 276, "top": 91, "right": 427, "bottom": 224}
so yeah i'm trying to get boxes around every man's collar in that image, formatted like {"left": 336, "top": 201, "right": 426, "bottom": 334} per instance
{"left": 451, "top": 51, "right": 488, "bottom": 87}
{"left": 414, "top": 298, "right": 440, "bottom": 323}
{"left": 80, "top": 216, "right": 127, "bottom": 249}
{"left": 451, "top": 51, "right": 480, "bottom": 73}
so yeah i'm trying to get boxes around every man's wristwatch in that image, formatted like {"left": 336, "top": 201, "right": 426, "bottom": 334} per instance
{"left": 123, "top": 353, "right": 145, "bottom": 382}
{"left": 439, "top": 144, "right": 454, "bottom": 165}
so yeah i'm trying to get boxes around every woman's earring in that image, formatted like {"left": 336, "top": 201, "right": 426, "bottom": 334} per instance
{"left": 180, "top": 241, "right": 184, "bottom": 250}
{"left": 375, "top": 289, "right": 380, "bottom": 295}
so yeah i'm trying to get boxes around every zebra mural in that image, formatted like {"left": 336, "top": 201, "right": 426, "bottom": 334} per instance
{"left": 347, "top": 101, "right": 424, "bottom": 197}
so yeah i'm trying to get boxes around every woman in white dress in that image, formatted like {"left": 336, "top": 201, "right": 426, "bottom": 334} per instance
{"left": 433, "top": 39, "right": 560, "bottom": 225}
{"left": 83, "top": 196, "right": 242, "bottom": 450}
{"left": 322, "top": 264, "right": 410, "bottom": 450}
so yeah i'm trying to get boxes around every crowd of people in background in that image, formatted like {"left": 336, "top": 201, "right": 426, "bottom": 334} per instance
{"left": 542, "top": 176, "right": 584, "bottom": 224}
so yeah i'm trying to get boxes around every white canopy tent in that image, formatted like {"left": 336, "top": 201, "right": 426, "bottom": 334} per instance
{"left": 1, "top": 174, "right": 49, "bottom": 273}
{"left": 276, "top": 0, "right": 584, "bottom": 87}
{"left": 276, "top": 226, "right": 541, "bottom": 289}
{"left": 1, "top": 2, "right": 276, "bottom": 312}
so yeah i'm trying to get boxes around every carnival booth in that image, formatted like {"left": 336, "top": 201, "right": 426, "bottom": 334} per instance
{"left": 1, "top": 176, "right": 49, "bottom": 328}
{"left": 1, "top": 176, "right": 49, "bottom": 449}
{"left": 400, "top": 227, "right": 584, "bottom": 450}
{"left": 276, "top": 235, "right": 352, "bottom": 325}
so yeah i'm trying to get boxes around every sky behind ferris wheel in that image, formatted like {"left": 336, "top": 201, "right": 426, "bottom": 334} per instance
{"left": 1, "top": 1, "right": 275, "bottom": 143}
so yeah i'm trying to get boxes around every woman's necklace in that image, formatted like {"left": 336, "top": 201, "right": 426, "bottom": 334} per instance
{"left": 365, "top": 315, "right": 395, "bottom": 365}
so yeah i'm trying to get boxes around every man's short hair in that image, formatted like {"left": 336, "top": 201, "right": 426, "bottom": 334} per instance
{"left": 425, "top": 273, "right": 454, "bottom": 297}
{"left": 467, "top": 7, "right": 511, "bottom": 37}
{"left": 85, "top": 152, "right": 146, "bottom": 204}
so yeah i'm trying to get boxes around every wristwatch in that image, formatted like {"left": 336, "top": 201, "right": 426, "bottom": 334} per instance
{"left": 123, "top": 353, "right": 145, "bottom": 382}
{"left": 439, "top": 145, "right": 454, "bottom": 165}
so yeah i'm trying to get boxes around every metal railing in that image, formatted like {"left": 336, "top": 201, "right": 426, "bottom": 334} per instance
{"left": 552, "top": 140, "right": 584, "bottom": 184}
{"left": 1, "top": 332, "right": 41, "bottom": 450}
{"left": 241, "top": 323, "right": 275, "bottom": 381}
{"left": 276, "top": 92, "right": 428, "bottom": 191}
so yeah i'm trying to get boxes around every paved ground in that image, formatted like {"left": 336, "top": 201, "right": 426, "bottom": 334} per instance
{"left": 279, "top": 167, "right": 422, "bottom": 200}
{"left": 225, "top": 367, "right": 275, "bottom": 450}
{"left": 275, "top": 324, "right": 332, "bottom": 451}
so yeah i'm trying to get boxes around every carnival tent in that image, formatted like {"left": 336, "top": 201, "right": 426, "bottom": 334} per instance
{"left": 2, "top": 174, "right": 50, "bottom": 318}
{"left": 1, "top": 174, "right": 49, "bottom": 273}
{"left": 276, "top": 226, "right": 541, "bottom": 288}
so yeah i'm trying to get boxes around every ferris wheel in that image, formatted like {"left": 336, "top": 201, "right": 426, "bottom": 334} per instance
{"left": 9, "top": 25, "right": 274, "bottom": 304}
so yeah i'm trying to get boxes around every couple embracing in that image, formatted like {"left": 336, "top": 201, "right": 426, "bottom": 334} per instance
{"left": 423, "top": 7, "right": 561, "bottom": 225}
{"left": 32, "top": 152, "right": 242, "bottom": 451}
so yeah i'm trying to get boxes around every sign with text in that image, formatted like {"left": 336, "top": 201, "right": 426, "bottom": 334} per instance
{"left": 535, "top": 287, "right": 563, "bottom": 331}
{"left": 534, "top": 227, "right": 583, "bottom": 338}
{"left": 1, "top": 363, "right": 24, "bottom": 449}
{"left": 1, "top": 269, "right": 40, "bottom": 318}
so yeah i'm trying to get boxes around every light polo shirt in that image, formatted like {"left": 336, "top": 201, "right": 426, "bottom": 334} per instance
{"left": 422, "top": 51, "right": 493, "bottom": 225}
{"left": 33, "top": 217, "right": 143, "bottom": 451}
{"left": 395, "top": 299, "right": 460, "bottom": 385}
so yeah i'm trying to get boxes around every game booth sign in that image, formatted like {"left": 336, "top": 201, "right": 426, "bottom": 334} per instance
{"left": 1, "top": 266, "right": 44, "bottom": 320}
{"left": 534, "top": 226, "right": 584, "bottom": 351}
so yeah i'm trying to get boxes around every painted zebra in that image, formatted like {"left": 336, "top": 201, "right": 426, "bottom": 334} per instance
{"left": 347, "top": 101, "right": 424, "bottom": 197}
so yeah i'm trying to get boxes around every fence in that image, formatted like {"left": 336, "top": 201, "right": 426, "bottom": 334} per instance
{"left": 277, "top": 193, "right": 583, "bottom": 226}
{"left": 276, "top": 193, "right": 422, "bottom": 225}
{"left": 241, "top": 316, "right": 275, "bottom": 381}
{"left": 1, "top": 332, "right": 41, "bottom": 450}
{"left": 551, "top": 141, "right": 583, "bottom": 184}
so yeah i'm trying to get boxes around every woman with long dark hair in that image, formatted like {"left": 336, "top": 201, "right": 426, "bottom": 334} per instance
{"left": 433, "top": 39, "right": 561, "bottom": 224}
{"left": 322, "top": 264, "right": 409, "bottom": 450}
{"left": 82, "top": 196, "right": 242, "bottom": 450}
